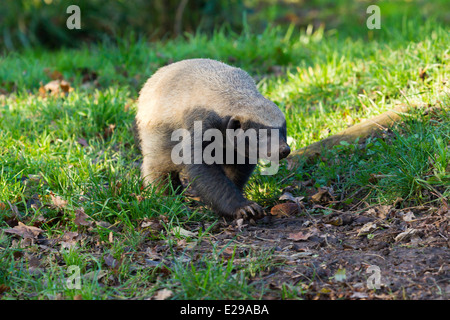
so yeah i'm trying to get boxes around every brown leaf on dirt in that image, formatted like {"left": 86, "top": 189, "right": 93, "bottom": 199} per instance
{"left": 60, "top": 231, "right": 80, "bottom": 249}
{"left": 322, "top": 212, "right": 354, "bottom": 226}
{"left": 311, "top": 187, "right": 334, "bottom": 204}
{"left": 357, "top": 222, "right": 377, "bottom": 236}
{"left": 395, "top": 228, "right": 420, "bottom": 242}
{"left": 398, "top": 211, "right": 416, "bottom": 222}
{"left": 61, "top": 231, "right": 79, "bottom": 241}
{"left": 271, "top": 203, "right": 299, "bottom": 217}
{"left": 366, "top": 205, "right": 392, "bottom": 219}
{"left": 95, "top": 220, "right": 114, "bottom": 230}
{"left": 288, "top": 229, "right": 316, "bottom": 241}
{"left": 140, "top": 217, "right": 164, "bottom": 236}
{"left": 74, "top": 207, "right": 93, "bottom": 226}
{"left": 3, "top": 222, "right": 44, "bottom": 239}
{"left": 279, "top": 191, "right": 304, "bottom": 203}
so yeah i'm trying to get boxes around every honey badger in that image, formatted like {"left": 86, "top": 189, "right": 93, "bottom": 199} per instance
{"left": 136, "top": 59, "right": 290, "bottom": 220}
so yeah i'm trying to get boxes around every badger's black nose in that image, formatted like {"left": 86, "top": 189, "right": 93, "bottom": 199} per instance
{"left": 279, "top": 144, "right": 291, "bottom": 159}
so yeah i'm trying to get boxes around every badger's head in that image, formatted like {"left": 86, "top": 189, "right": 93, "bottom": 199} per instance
{"left": 224, "top": 99, "right": 290, "bottom": 163}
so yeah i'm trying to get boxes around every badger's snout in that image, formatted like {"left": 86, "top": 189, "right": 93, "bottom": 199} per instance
{"left": 279, "top": 142, "right": 291, "bottom": 159}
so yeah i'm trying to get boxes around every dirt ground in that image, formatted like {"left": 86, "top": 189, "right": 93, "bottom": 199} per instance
{"left": 187, "top": 198, "right": 450, "bottom": 300}
{"left": 2, "top": 185, "right": 448, "bottom": 300}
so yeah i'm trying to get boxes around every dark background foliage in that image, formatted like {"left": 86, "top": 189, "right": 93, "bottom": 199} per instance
{"left": 1, "top": 0, "right": 448, "bottom": 50}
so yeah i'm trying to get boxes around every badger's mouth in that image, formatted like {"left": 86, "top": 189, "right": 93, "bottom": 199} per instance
{"left": 229, "top": 129, "right": 290, "bottom": 163}
{"left": 257, "top": 140, "right": 291, "bottom": 162}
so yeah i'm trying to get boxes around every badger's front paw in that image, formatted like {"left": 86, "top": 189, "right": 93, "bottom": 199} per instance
{"left": 234, "top": 202, "right": 265, "bottom": 221}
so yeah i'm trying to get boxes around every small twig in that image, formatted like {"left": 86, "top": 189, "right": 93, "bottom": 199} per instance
{"left": 312, "top": 204, "right": 345, "bottom": 214}
{"left": 278, "top": 172, "right": 295, "bottom": 185}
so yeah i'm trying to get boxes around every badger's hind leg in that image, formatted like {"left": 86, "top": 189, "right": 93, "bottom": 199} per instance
{"left": 142, "top": 164, "right": 182, "bottom": 195}
{"left": 139, "top": 126, "right": 183, "bottom": 194}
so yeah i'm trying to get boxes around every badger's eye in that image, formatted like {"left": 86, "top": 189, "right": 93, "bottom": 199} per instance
{"left": 227, "top": 117, "right": 241, "bottom": 130}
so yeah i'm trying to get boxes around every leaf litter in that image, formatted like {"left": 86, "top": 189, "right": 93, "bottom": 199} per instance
{"left": 173, "top": 195, "right": 449, "bottom": 300}
{"left": 1, "top": 181, "right": 448, "bottom": 300}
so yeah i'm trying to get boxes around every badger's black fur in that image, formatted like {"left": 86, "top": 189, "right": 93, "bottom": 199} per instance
{"left": 136, "top": 59, "right": 290, "bottom": 220}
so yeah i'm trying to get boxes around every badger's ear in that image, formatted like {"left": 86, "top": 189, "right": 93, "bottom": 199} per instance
{"left": 227, "top": 116, "right": 241, "bottom": 130}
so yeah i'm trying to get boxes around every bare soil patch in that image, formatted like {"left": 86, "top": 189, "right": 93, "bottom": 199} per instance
{"left": 192, "top": 201, "right": 449, "bottom": 299}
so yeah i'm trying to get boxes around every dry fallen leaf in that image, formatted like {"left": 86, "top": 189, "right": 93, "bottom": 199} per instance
{"left": 172, "top": 226, "right": 196, "bottom": 238}
{"left": 395, "top": 228, "right": 419, "bottom": 242}
{"left": 357, "top": 222, "right": 377, "bottom": 236}
{"left": 311, "top": 187, "right": 334, "bottom": 203}
{"left": 271, "top": 203, "right": 299, "bottom": 217}
{"left": 74, "top": 207, "right": 93, "bottom": 226}
{"left": 350, "top": 292, "right": 369, "bottom": 299}
{"left": 399, "top": 211, "right": 416, "bottom": 222}
{"left": 4, "top": 222, "right": 44, "bottom": 240}
{"left": 50, "top": 192, "right": 68, "bottom": 209}
{"left": 39, "top": 79, "right": 73, "bottom": 97}
{"left": 287, "top": 230, "right": 315, "bottom": 241}
{"left": 234, "top": 218, "right": 246, "bottom": 230}
{"left": 377, "top": 205, "right": 392, "bottom": 219}
{"left": 60, "top": 231, "right": 79, "bottom": 249}
{"left": 279, "top": 191, "right": 304, "bottom": 202}
{"left": 154, "top": 288, "right": 173, "bottom": 300}
{"left": 322, "top": 213, "right": 354, "bottom": 226}
{"left": 141, "top": 217, "right": 164, "bottom": 235}
{"left": 367, "top": 205, "right": 392, "bottom": 219}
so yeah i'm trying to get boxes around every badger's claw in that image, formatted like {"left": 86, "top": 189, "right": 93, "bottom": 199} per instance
{"left": 234, "top": 202, "right": 265, "bottom": 221}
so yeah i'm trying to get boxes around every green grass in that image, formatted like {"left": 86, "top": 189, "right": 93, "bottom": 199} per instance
{"left": 0, "top": 12, "right": 449, "bottom": 299}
